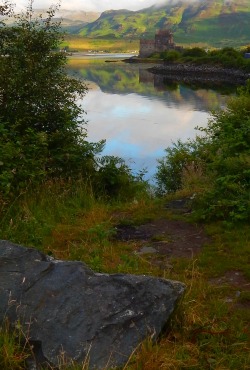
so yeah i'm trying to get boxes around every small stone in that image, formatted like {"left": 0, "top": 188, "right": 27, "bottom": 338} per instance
{"left": 224, "top": 297, "right": 233, "bottom": 303}
{"left": 136, "top": 246, "right": 158, "bottom": 254}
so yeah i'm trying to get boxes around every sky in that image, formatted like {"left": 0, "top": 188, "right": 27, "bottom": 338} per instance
{"left": 17, "top": 0, "right": 167, "bottom": 12}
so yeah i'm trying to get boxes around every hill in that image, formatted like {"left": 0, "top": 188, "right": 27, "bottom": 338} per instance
{"left": 3, "top": 9, "right": 101, "bottom": 33}
{"left": 52, "top": 9, "right": 100, "bottom": 33}
{"left": 78, "top": 0, "right": 250, "bottom": 47}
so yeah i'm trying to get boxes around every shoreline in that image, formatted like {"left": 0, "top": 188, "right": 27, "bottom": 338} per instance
{"left": 147, "top": 63, "right": 250, "bottom": 85}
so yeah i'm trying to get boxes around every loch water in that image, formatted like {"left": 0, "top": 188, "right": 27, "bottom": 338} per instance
{"left": 67, "top": 54, "right": 236, "bottom": 182}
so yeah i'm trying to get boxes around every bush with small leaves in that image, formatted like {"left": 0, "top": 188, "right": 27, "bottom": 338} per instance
{"left": 156, "top": 81, "right": 250, "bottom": 222}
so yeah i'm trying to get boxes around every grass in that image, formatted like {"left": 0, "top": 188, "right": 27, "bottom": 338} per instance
{"left": 63, "top": 36, "right": 249, "bottom": 54}
{"left": 0, "top": 319, "right": 30, "bottom": 370}
{"left": 0, "top": 181, "right": 249, "bottom": 369}
{"left": 61, "top": 35, "right": 139, "bottom": 53}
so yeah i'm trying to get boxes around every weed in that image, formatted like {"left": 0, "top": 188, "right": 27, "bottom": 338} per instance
{"left": 0, "top": 319, "right": 30, "bottom": 370}
{"left": 88, "top": 222, "right": 116, "bottom": 247}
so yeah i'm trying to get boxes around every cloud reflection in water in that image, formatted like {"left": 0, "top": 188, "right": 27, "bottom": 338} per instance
{"left": 82, "top": 84, "right": 209, "bottom": 181}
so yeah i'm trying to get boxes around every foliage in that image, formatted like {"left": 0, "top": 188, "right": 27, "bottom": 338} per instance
{"left": 93, "top": 156, "right": 148, "bottom": 200}
{"left": 196, "top": 81, "right": 250, "bottom": 221}
{"left": 160, "top": 49, "right": 181, "bottom": 62}
{"left": 161, "top": 46, "right": 250, "bottom": 71}
{"left": 0, "top": 2, "right": 103, "bottom": 198}
{"left": 156, "top": 81, "right": 250, "bottom": 222}
{"left": 182, "top": 47, "right": 207, "bottom": 58}
{"left": 155, "top": 140, "right": 198, "bottom": 195}
{"left": 0, "top": 124, "right": 48, "bottom": 196}
{"left": 0, "top": 3, "right": 147, "bottom": 203}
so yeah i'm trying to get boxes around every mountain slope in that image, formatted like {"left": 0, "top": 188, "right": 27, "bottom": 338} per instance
{"left": 32, "top": 9, "right": 101, "bottom": 33}
{"left": 78, "top": 0, "right": 250, "bottom": 47}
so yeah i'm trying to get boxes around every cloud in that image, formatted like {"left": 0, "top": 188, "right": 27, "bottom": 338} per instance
{"left": 17, "top": 0, "right": 168, "bottom": 12}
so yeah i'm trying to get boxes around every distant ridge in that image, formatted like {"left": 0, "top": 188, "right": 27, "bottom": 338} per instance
{"left": 31, "top": 9, "right": 101, "bottom": 33}
{"left": 77, "top": 0, "right": 250, "bottom": 47}
{"left": 32, "top": 8, "right": 100, "bottom": 23}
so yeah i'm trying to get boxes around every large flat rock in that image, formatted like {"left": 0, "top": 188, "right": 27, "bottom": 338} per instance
{"left": 0, "top": 240, "right": 185, "bottom": 369}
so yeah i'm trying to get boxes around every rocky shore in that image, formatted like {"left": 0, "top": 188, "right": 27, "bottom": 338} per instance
{"left": 148, "top": 63, "right": 250, "bottom": 85}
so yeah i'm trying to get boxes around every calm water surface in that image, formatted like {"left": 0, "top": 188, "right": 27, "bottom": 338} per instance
{"left": 68, "top": 54, "right": 235, "bottom": 181}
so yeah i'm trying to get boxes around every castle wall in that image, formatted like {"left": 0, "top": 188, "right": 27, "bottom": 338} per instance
{"left": 139, "top": 39, "right": 155, "bottom": 57}
{"left": 139, "top": 29, "right": 176, "bottom": 57}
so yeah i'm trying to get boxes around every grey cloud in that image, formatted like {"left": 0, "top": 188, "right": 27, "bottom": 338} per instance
{"left": 19, "top": 0, "right": 195, "bottom": 12}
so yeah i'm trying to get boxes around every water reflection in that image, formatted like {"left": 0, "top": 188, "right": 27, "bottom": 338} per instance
{"left": 68, "top": 56, "right": 235, "bottom": 181}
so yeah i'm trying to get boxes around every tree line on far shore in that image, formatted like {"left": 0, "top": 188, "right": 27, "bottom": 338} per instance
{"left": 150, "top": 46, "right": 250, "bottom": 72}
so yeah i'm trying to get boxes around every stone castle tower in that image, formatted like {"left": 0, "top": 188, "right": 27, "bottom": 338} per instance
{"left": 139, "top": 29, "right": 175, "bottom": 57}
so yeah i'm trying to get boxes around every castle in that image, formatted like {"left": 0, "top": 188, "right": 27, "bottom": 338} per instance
{"left": 139, "top": 29, "right": 176, "bottom": 57}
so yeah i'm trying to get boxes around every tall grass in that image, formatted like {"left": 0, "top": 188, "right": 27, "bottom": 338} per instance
{"left": 0, "top": 179, "right": 96, "bottom": 249}
{"left": 0, "top": 319, "right": 30, "bottom": 370}
{"left": 0, "top": 181, "right": 249, "bottom": 369}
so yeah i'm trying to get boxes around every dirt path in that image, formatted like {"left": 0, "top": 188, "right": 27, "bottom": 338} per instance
{"left": 115, "top": 218, "right": 210, "bottom": 258}
{"left": 113, "top": 200, "right": 250, "bottom": 304}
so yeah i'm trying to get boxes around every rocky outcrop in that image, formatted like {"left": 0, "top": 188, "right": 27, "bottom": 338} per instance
{"left": 0, "top": 240, "right": 185, "bottom": 369}
{"left": 148, "top": 63, "right": 250, "bottom": 85}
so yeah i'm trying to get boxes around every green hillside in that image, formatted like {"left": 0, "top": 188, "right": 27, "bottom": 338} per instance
{"left": 78, "top": 0, "right": 250, "bottom": 47}
{"left": 55, "top": 9, "right": 100, "bottom": 33}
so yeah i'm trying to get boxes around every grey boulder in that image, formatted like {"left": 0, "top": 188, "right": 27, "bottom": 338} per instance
{"left": 0, "top": 240, "right": 185, "bottom": 369}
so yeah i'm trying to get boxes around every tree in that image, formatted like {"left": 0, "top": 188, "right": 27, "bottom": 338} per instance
{"left": 0, "top": 1, "right": 103, "bottom": 196}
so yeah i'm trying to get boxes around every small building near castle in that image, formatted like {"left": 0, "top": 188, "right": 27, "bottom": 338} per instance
{"left": 139, "top": 29, "right": 176, "bottom": 57}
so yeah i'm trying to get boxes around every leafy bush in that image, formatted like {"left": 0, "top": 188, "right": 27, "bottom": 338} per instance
{"left": 148, "top": 52, "right": 161, "bottom": 59}
{"left": 0, "top": 124, "right": 48, "bottom": 196}
{"left": 174, "top": 46, "right": 250, "bottom": 72}
{"left": 161, "top": 50, "right": 181, "bottom": 62}
{"left": 155, "top": 140, "right": 198, "bottom": 195}
{"left": 93, "top": 156, "right": 148, "bottom": 200}
{"left": 156, "top": 81, "right": 250, "bottom": 222}
{"left": 147, "top": 45, "right": 250, "bottom": 72}
{"left": 182, "top": 47, "right": 207, "bottom": 58}
{"left": 197, "top": 81, "right": 250, "bottom": 221}
{"left": 0, "top": 3, "right": 103, "bottom": 198}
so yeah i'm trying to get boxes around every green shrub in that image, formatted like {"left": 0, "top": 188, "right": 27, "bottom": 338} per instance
{"left": 155, "top": 140, "right": 199, "bottom": 195}
{"left": 148, "top": 52, "right": 161, "bottom": 59}
{"left": 175, "top": 46, "right": 250, "bottom": 72}
{"left": 156, "top": 81, "right": 250, "bottom": 222}
{"left": 93, "top": 156, "right": 148, "bottom": 200}
{"left": 0, "top": 3, "right": 103, "bottom": 199}
{"left": 161, "top": 50, "right": 181, "bottom": 62}
{"left": 182, "top": 47, "right": 207, "bottom": 58}
{"left": 197, "top": 81, "right": 250, "bottom": 221}
{"left": 0, "top": 124, "right": 48, "bottom": 196}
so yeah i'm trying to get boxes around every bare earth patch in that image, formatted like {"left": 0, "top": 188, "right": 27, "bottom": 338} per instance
{"left": 115, "top": 218, "right": 211, "bottom": 258}
{"left": 209, "top": 271, "right": 250, "bottom": 309}
{"left": 113, "top": 201, "right": 250, "bottom": 310}
{"left": 209, "top": 271, "right": 250, "bottom": 292}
